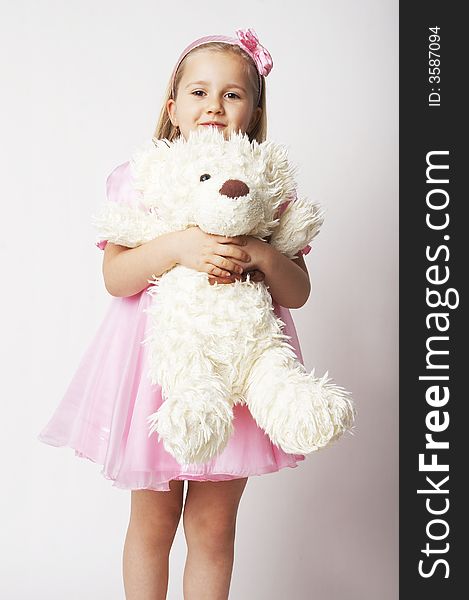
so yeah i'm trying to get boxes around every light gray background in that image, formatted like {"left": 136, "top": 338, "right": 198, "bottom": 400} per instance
{"left": 1, "top": 1, "right": 398, "bottom": 598}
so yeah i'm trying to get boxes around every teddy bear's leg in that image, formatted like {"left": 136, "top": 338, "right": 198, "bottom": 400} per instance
{"left": 244, "top": 345, "right": 355, "bottom": 455}
{"left": 147, "top": 371, "right": 234, "bottom": 466}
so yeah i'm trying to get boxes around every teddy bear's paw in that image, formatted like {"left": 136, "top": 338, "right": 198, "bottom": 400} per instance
{"left": 147, "top": 391, "right": 234, "bottom": 465}
{"left": 268, "top": 372, "right": 355, "bottom": 455}
{"left": 319, "top": 375, "right": 356, "bottom": 445}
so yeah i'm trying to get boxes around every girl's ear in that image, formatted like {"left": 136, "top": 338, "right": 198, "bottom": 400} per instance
{"left": 249, "top": 106, "right": 262, "bottom": 132}
{"left": 166, "top": 98, "right": 178, "bottom": 126}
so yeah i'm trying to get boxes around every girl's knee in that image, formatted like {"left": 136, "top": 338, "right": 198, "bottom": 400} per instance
{"left": 182, "top": 478, "right": 248, "bottom": 548}
{"left": 183, "top": 513, "right": 237, "bottom": 553}
{"left": 129, "top": 483, "right": 184, "bottom": 543}
{"left": 183, "top": 504, "right": 239, "bottom": 549}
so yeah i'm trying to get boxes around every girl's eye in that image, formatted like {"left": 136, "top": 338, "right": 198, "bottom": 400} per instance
{"left": 191, "top": 90, "right": 240, "bottom": 99}
{"left": 200, "top": 174, "right": 211, "bottom": 182}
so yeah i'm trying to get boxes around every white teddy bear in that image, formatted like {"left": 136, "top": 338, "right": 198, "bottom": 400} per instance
{"left": 92, "top": 127, "right": 355, "bottom": 465}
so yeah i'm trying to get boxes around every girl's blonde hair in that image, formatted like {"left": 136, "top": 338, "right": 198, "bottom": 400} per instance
{"left": 153, "top": 42, "right": 267, "bottom": 143}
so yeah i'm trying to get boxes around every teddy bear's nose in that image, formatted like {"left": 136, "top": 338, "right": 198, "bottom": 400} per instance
{"left": 219, "top": 179, "right": 250, "bottom": 199}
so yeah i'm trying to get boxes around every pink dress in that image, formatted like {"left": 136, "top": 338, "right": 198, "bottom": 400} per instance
{"left": 37, "top": 162, "right": 311, "bottom": 492}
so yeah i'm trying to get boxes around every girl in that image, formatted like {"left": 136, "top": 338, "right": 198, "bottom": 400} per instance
{"left": 38, "top": 28, "right": 312, "bottom": 600}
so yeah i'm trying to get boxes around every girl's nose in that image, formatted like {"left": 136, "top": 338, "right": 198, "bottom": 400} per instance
{"left": 206, "top": 97, "right": 223, "bottom": 113}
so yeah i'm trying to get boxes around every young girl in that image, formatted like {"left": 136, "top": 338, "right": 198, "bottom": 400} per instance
{"left": 38, "top": 28, "right": 312, "bottom": 599}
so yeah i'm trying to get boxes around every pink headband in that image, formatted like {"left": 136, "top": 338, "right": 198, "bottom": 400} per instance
{"left": 170, "top": 28, "right": 273, "bottom": 106}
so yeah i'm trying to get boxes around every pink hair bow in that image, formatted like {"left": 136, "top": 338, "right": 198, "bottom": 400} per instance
{"left": 235, "top": 28, "right": 273, "bottom": 77}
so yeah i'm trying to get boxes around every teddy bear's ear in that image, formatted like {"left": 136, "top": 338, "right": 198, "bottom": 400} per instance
{"left": 269, "top": 193, "right": 325, "bottom": 259}
{"left": 255, "top": 141, "right": 298, "bottom": 209}
{"left": 130, "top": 138, "right": 172, "bottom": 197}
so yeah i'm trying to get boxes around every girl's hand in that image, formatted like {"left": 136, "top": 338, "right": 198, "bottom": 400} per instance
{"left": 207, "top": 235, "right": 272, "bottom": 285}
{"left": 234, "top": 235, "right": 272, "bottom": 273}
{"left": 175, "top": 226, "right": 251, "bottom": 282}
{"left": 245, "top": 269, "right": 266, "bottom": 283}
{"left": 208, "top": 269, "right": 266, "bottom": 286}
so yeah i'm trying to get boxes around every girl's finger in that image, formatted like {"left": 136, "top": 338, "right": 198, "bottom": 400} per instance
{"left": 208, "top": 265, "right": 232, "bottom": 277}
{"left": 209, "top": 255, "right": 244, "bottom": 276}
{"left": 215, "top": 243, "right": 251, "bottom": 262}
{"left": 244, "top": 270, "right": 265, "bottom": 282}
{"left": 209, "top": 274, "right": 241, "bottom": 285}
{"left": 212, "top": 234, "right": 247, "bottom": 246}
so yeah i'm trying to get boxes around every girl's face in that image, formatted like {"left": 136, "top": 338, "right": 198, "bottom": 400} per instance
{"left": 167, "top": 49, "right": 261, "bottom": 141}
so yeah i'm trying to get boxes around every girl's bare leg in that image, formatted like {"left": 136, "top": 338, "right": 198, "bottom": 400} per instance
{"left": 182, "top": 478, "right": 249, "bottom": 600}
{"left": 123, "top": 480, "right": 185, "bottom": 600}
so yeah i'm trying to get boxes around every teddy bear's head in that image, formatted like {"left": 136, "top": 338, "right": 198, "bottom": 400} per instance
{"left": 130, "top": 127, "right": 298, "bottom": 239}
{"left": 94, "top": 127, "right": 323, "bottom": 259}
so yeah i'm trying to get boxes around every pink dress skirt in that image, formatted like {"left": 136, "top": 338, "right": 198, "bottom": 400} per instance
{"left": 37, "top": 161, "right": 310, "bottom": 492}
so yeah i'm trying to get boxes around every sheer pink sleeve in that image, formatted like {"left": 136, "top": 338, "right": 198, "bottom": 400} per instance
{"left": 95, "top": 161, "right": 143, "bottom": 251}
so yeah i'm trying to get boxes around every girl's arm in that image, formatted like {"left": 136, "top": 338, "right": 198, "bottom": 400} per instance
{"left": 103, "top": 233, "right": 180, "bottom": 297}
{"left": 102, "top": 227, "right": 251, "bottom": 297}
{"left": 262, "top": 247, "right": 311, "bottom": 309}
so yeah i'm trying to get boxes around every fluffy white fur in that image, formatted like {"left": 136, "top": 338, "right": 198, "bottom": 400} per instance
{"left": 92, "top": 128, "right": 355, "bottom": 465}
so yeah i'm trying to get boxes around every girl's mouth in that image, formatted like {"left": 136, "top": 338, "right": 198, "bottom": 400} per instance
{"left": 200, "top": 122, "right": 225, "bottom": 128}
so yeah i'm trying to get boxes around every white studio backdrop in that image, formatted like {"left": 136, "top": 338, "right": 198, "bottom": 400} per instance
{"left": 0, "top": 1, "right": 398, "bottom": 598}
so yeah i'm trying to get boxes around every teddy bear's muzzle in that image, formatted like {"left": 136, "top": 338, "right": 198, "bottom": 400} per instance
{"left": 219, "top": 179, "right": 250, "bottom": 199}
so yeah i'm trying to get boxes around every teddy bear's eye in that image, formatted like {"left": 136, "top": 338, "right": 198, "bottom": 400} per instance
{"left": 200, "top": 174, "right": 211, "bottom": 182}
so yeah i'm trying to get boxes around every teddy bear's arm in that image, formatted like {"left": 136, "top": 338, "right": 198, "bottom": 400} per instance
{"left": 92, "top": 158, "right": 172, "bottom": 249}
{"left": 268, "top": 195, "right": 325, "bottom": 259}
{"left": 91, "top": 202, "right": 170, "bottom": 248}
